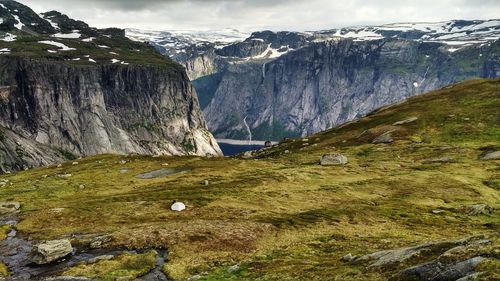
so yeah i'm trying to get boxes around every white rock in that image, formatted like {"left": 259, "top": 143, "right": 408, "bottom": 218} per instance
{"left": 171, "top": 202, "right": 186, "bottom": 212}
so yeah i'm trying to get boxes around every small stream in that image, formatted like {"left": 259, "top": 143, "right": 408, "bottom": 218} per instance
{"left": 0, "top": 217, "right": 169, "bottom": 280}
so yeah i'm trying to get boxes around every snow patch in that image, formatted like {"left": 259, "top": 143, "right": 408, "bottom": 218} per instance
{"left": 12, "top": 14, "right": 24, "bottom": 30}
{"left": 1, "top": 33, "right": 17, "bottom": 42}
{"left": 43, "top": 16, "right": 60, "bottom": 30}
{"left": 38, "top": 40, "right": 76, "bottom": 51}
{"left": 53, "top": 32, "right": 81, "bottom": 39}
{"left": 81, "top": 37, "right": 95, "bottom": 42}
{"left": 98, "top": 45, "right": 110, "bottom": 49}
{"left": 0, "top": 48, "right": 11, "bottom": 54}
{"left": 88, "top": 58, "right": 96, "bottom": 63}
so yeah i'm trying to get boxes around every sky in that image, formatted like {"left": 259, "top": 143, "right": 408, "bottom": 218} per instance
{"left": 20, "top": 0, "right": 500, "bottom": 32}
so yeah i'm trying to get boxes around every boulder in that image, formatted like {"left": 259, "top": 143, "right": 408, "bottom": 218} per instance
{"left": 393, "top": 117, "right": 418, "bottom": 126}
{"left": 30, "top": 239, "right": 73, "bottom": 264}
{"left": 342, "top": 253, "right": 356, "bottom": 262}
{"left": 0, "top": 201, "right": 20, "bottom": 215}
{"left": 171, "top": 202, "right": 186, "bottom": 212}
{"left": 320, "top": 154, "right": 348, "bottom": 166}
{"left": 391, "top": 256, "right": 484, "bottom": 281}
{"left": 357, "top": 240, "right": 459, "bottom": 270}
{"left": 464, "top": 204, "right": 494, "bottom": 216}
{"left": 372, "top": 131, "right": 394, "bottom": 144}
{"left": 480, "top": 151, "right": 500, "bottom": 160}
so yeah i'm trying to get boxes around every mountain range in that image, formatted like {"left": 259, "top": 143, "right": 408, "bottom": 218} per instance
{"left": 127, "top": 20, "right": 500, "bottom": 141}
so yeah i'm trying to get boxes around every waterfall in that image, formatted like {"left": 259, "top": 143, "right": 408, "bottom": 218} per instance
{"left": 262, "top": 62, "right": 267, "bottom": 80}
{"left": 243, "top": 116, "right": 252, "bottom": 145}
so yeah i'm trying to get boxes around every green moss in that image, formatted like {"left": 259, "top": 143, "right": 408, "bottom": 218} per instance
{"left": 0, "top": 79, "right": 498, "bottom": 280}
{"left": 0, "top": 262, "right": 9, "bottom": 277}
{"left": 0, "top": 225, "right": 10, "bottom": 240}
{"left": 62, "top": 251, "right": 157, "bottom": 280}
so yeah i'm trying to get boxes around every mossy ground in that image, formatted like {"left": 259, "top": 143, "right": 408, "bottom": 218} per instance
{"left": 0, "top": 262, "right": 9, "bottom": 277}
{"left": 0, "top": 225, "right": 9, "bottom": 240}
{"left": 0, "top": 79, "right": 498, "bottom": 280}
{"left": 61, "top": 251, "right": 157, "bottom": 280}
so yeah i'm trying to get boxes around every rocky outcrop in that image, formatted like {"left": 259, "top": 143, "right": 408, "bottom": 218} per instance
{"left": 0, "top": 56, "right": 221, "bottom": 172}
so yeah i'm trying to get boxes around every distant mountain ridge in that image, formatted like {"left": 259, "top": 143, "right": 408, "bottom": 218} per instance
{"left": 127, "top": 19, "right": 500, "bottom": 72}
{"left": 128, "top": 20, "right": 500, "bottom": 141}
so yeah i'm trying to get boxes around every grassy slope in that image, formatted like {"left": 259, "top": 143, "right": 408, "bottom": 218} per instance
{"left": 0, "top": 79, "right": 498, "bottom": 280}
{"left": 0, "top": 30, "right": 181, "bottom": 68}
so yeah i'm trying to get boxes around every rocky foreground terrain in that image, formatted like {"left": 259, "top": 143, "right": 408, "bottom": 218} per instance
{"left": 128, "top": 20, "right": 500, "bottom": 141}
{"left": 0, "top": 0, "right": 222, "bottom": 173}
{"left": 0, "top": 79, "right": 498, "bottom": 280}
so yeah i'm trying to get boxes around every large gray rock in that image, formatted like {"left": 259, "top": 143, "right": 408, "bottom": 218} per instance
{"left": 320, "top": 154, "right": 348, "bottom": 166}
{"left": 391, "top": 257, "right": 484, "bottom": 281}
{"left": 357, "top": 240, "right": 461, "bottom": 270}
{"left": 29, "top": 239, "right": 73, "bottom": 264}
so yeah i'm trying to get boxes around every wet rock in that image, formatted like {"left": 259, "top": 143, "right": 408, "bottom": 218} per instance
{"left": 29, "top": 239, "right": 73, "bottom": 265}
{"left": 320, "top": 154, "right": 348, "bottom": 166}
{"left": 480, "top": 151, "right": 500, "bottom": 160}
{"left": 372, "top": 131, "right": 394, "bottom": 144}
{"left": 0, "top": 201, "right": 20, "bottom": 215}
{"left": 422, "top": 157, "right": 454, "bottom": 164}
{"left": 393, "top": 117, "right": 418, "bottom": 126}
{"left": 391, "top": 256, "right": 484, "bottom": 281}
{"left": 87, "top": 255, "right": 114, "bottom": 264}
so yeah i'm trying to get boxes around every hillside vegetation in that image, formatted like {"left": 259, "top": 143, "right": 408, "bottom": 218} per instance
{"left": 0, "top": 79, "right": 498, "bottom": 280}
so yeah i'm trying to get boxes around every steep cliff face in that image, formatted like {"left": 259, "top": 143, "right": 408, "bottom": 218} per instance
{"left": 203, "top": 39, "right": 500, "bottom": 139}
{"left": 0, "top": 0, "right": 222, "bottom": 172}
{"left": 0, "top": 57, "right": 221, "bottom": 172}
{"left": 128, "top": 20, "right": 500, "bottom": 141}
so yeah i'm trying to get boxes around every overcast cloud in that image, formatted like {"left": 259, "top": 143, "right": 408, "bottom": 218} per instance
{"left": 19, "top": 0, "right": 500, "bottom": 32}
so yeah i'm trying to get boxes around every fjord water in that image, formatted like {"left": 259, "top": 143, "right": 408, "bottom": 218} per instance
{"left": 217, "top": 139, "right": 266, "bottom": 156}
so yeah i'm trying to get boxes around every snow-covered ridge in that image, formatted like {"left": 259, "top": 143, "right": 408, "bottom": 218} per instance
{"left": 126, "top": 28, "right": 249, "bottom": 53}
{"left": 126, "top": 19, "right": 499, "bottom": 61}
